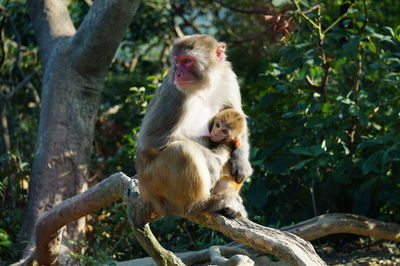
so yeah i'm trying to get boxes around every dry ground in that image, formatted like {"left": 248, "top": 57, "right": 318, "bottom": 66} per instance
{"left": 318, "top": 238, "right": 400, "bottom": 266}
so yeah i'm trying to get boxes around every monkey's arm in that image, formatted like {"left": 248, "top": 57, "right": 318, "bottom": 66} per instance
{"left": 138, "top": 78, "right": 185, "bottom": 152}
{"left": 229, "top": 130, "right": 253, "bottom": 183}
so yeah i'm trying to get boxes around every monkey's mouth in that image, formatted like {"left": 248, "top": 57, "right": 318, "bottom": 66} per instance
{"left": 175, "top": 80, "right": 195, "bottom": 89}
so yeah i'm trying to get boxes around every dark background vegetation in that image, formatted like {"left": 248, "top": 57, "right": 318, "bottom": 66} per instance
{"left": 1, "top": 0, "right": 399, "bottom": 264}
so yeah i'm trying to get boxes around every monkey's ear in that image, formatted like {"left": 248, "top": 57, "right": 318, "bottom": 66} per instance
{"left": 216, "top": 43, "right": 226, "bottom": 61}
{"left": 233, "top": 136, "right": 241, "bottom": 148}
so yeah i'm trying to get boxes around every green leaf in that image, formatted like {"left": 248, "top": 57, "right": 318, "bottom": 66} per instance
{"left": 367, "top": 41, "right": 376, "bottom": 53}
{"left": 322, "top": 103, "right": 334, "bottom": 115}
{"left": 289, "top": 145, "right": 324, "bottom": 156}
{"left": 293, "top": 158, "right": 313, "bottom": 170}
{"left": 304, "top": 117, "right": 324, "bottom": 129}
{"left": 383, "top": 26, "right": 395, "bottom": 38}
{"left": 0, "top": 229, "right": 11, "bottom": 246}
{"left": 358, "top": 111, "right": 368, "bottom": 127}
{"left": 396, "top": 25, "right": 400, "bottom": 41}
{"left": 0, "top": 153, "right": 10, "bottom": 163}
{"left": 334, "top": 174, "right": 351, "bottom": 184}
{"left": 348, "top": 105, "right": 359, "bottom": 116}
{"left": 272, "top": 0, "right": 291, "bottom": 7}
{"left": 361, "top": 153, "right": 380, "bottom": 175}
{"left": 267, "top": 155, "right": 297, "bottom": 175}
{"left": 356, "top": 138, "right": 388, "bottom": 151}
{"left": 342, "top": 35, "right": 361, "bottom": 52}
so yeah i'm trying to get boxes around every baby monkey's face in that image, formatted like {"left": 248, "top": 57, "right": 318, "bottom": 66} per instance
{"left": 210, "top": 119, "right": 231, "bottom": 142}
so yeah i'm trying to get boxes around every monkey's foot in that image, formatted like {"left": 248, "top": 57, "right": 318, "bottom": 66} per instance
{"left": 210, "top": 192, "right": 248, "bottom": 219}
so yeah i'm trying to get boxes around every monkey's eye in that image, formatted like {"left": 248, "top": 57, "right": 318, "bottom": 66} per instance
{"left": 222, "top": 129, "right": 228, "bottom": 134}
{"left": 215, "top": 122, "right": 220, "bottom": 128}
{"left": 183, "top": 58, "right": 192, "bottom": 63}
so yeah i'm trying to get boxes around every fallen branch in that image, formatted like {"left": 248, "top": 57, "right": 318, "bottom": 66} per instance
{"left": 17, "top": 172, "right": 326, "bottom": 265}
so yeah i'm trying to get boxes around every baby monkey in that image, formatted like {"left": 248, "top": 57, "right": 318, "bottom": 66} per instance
{"left": 207, "top": 108, "right": 246, "bottom": 194}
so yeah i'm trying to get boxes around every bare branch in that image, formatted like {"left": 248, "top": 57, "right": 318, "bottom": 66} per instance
{"left": 5, "top": 72, "right": 36, "bottom": 100}
{"left": 27, "top": 0, "right": 76, "bottom": 65}
{"left": 71, "top": 0, "right": 140, "bottom": 76}
{"left": 282, "top": 213, "right": 400, "bottom": 242}
{"left": 188, "top": 214, "right": 326, "bottom": 266}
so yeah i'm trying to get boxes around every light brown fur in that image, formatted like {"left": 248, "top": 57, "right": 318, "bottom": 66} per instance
{"left": 209, "top": 109, "right": 246, "bottom": 195}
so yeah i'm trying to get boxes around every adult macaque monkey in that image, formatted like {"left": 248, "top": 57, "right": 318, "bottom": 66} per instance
{"left": 136, "top": 35, "right": 252, "bottom": 218}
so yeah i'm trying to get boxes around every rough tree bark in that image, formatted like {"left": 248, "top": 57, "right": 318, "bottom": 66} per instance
{"left": 18, "top": 0, "right": 140, "bottom": 258}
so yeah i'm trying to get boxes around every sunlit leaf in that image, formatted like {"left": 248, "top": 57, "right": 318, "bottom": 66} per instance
{"left": 272, "top": 0, "right": 291, "bottom": 7}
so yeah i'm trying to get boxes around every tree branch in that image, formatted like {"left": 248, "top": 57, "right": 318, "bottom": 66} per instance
{"left": 28, "top": 172, "right": 132, "bottom": 265}
{"left": 27, "top": 0, "right": 76, "bottom": 65}
{"left": 282, "top": 213, "right": 400, "bottom": 242}
{"left": 70, "top": 0, "right": 140, "bottom": 76}
{"left": 187, "top": 214, "right": 326, "bottom": 266}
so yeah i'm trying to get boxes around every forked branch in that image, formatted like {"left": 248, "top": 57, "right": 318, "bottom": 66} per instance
{"left": 27, "top": 0, "right": 76, "bottom": 65}
{"left": 71, "top": 0, "right": 140, "bottom": 75}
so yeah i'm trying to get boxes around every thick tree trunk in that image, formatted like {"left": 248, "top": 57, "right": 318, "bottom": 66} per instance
{"left": 18, "top": 0, "right": 140, "bottom": 258}
{"left": 19, "top": 43, "right": 101, "bottom": 248}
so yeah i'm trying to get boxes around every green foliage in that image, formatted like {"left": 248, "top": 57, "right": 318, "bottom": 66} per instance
{"left": 241, "top": 0, "right": 400, "bottom": 225}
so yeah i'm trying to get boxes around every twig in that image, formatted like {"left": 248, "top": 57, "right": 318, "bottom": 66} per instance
{"left": 294, "top": 0, "right": 329, "bottom": 102}
{"left": 0, "top": 6, "right": 7, "bottom": 68}
{"left": 349, "top": 0, "right": 368, "bottom": 151}
{"left": 5, "top": 72, "right": 36, "bottom": 100}
{"left": 8, "top": 10, "right": 22, "bottom": 72}
{"left": 323, "top": 2, "right": 356, "bottom": 34}
{"left": 292, "top": 0, "right": 320, "bottom": 30}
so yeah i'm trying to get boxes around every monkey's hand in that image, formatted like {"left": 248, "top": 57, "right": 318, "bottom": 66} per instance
{"left": 229, "top": 149, "right": 253, "bottom": 184}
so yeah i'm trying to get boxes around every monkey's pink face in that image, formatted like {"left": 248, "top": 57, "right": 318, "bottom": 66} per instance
{"left": 210, "top": 121, "right": 230, "bottom": 143}
{"left": 173, "top": 55, "right": 197, "bottom": 89}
